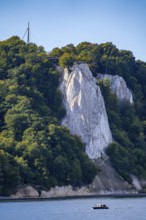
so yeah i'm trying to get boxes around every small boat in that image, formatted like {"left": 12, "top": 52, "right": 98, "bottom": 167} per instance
{"left": 92, "top": 204, "right": 109, "bottom": 209}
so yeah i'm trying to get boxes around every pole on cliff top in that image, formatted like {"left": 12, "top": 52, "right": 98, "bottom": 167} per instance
{"left": 22, "top": 22, "right": 30, "bottom": 44}
{"left": 27, "top": 22, "right": 30, "bottom": 44}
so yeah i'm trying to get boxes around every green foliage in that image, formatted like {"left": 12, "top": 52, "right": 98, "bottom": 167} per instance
{"left": 107, "top": 143, "right": 132, "bottom": 182}
{"left": 0, "top": 149, "right": 21, "bottom": 195}
{"left": 49, "top": 40, "right": 146, "bottom": 183}
{"left": 0, "top": 37, "right": 98, "bottom": 195}
{"left": 107, "top": 142, "right": 146, "bottom": 182}
{"left": 49, "top": 47, "right": 63, "bottom": 57}
{"left": 99, "top": 79, "right": 146, "bottom": 181}
{"left": 59, "top": 53, "right": 76, "bottom": 68}
{"left": 1, "top": 35, "right": 146, "bottom": 195}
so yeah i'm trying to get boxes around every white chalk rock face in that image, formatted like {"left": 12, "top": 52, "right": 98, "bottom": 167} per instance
{"left": 97, "top": 74, "right": 133, "bottom": 104}
{"left": 11, "top": 185, "right": 39, "bottom": 198}
{"left": 60, "top": 63, "right": 112, "bottom": 159}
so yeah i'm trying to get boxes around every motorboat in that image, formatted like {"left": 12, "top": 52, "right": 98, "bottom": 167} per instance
{"left": 92, "top": 204, "right": 109, "bottom": 209}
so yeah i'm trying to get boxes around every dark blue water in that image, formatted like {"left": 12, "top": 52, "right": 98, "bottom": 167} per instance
{"left": 0, "top": 197, "right": 146, "bottom": 220}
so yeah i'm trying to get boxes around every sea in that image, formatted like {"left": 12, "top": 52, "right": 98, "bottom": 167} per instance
{"left": 0, "top": 196, "right": 146, "bottom": 220}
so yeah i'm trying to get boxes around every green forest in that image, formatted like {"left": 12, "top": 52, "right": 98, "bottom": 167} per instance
{"left": 50, "top": 41, "right": 146, "bottom": 184}
{"left": 0, "top": 37, "right": 97, "bottom": 195}
{"left": 0, "top": 36, "right": 146, "bottom": 195}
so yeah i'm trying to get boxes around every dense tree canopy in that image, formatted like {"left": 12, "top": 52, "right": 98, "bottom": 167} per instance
{"left": 0, "top": 37, "right": 98, "bottom": 195}
{"left": 49, "top": 41, "right": 146, "bottom": 183}
{"left": 1, "top": 36, "right": 146, "bottom": 195}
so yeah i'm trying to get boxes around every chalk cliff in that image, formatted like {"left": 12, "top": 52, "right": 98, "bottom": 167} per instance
{"left": 10, "top": 64, "right": 139, "bottom": 199}
{"left": 60, "top": 63, "right": 112, "bottom": 159}
{"left": 97, "top": 74, "right": 133, "bottom": 104}
{"left": 11, "top": 186, "right": 39, "bottom": 198}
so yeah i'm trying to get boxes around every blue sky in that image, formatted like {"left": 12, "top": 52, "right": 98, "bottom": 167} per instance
{"left": 1, "top": 0, "right": 146, "bottom": 61}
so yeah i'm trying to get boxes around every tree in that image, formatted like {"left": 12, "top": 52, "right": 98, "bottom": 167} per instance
{"left": 0, "top": 161, "right": 4, "bottom": 195}
{"left": 0, "top": 150, "right": 21, "bottom": 195}
{"left": 53, "top": 155, "right": 70, "bottom": 184}
{"left": 59, "top": 53, "right": 76, "bottom": 68}
{"left": 69, "top": 159, "right": 82, "bottom": 186}
{"left": 81, "top": 159, "right": 98, "bottom": 184}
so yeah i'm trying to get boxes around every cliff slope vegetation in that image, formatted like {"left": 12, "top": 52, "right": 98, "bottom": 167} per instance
{"left": 50, "top": 41, "right": 146, "bottom": 185}
{"left": 0, "top": 37, "right": 146, "bottom": 195}
{"left": 0, "top": 37, "right": 97, "bottom": 195}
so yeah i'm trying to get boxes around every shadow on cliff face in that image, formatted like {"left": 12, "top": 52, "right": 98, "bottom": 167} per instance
{"left": 91, "top": 155, "right": 136, "bottom": 194}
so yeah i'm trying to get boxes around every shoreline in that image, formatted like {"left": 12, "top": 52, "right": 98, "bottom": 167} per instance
{"left": 1, "top": 193, "right": 146, "bottom": 202}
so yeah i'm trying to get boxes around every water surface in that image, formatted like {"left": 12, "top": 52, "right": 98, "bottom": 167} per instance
{"left": 0, "top": 197, "right": 146, "bottom": 220}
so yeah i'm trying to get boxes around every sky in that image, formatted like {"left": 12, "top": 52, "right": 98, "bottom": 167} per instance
{"left": 0, "top": 0, "right": 146, "bottom": 61}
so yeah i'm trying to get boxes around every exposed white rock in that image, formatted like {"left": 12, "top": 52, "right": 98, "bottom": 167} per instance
{"left": 11, "top": 185, "right": 39, "bottom": 198}
{"left": 97, "top": 74, "right": 133, "bottom": 104}
{"left": 92, "top": 156, "right": 136, "bottom": 193}
{"left": 131, "top": 175, "right": 142, "bottom": 191}
{"left": 40, "top": 184, "right": 136, "bottom": 198}
{"left": 10, "top": 182, "right": 137, "bottom": 199}
{"left": 41, "top": 185, "right": 93, "bottom": 198}
{"left": 60, "top": 63, "right": 112, "bottom": 159}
